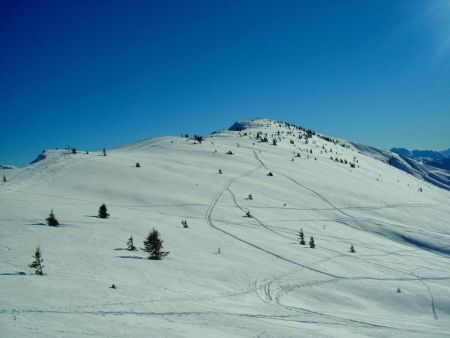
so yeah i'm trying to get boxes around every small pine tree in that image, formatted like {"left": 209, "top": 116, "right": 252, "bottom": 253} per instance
{"left": 46, "top": 210, "right": 59, "bottom": 227}
{"left": 218, "top": 169, "right": 222, "bottom": 174}
{"left": 309, "top": 236, "right": 315, "bottom": 249}
{"left": 127, "top": 236, "right": 137, "bottom": 251}
{"left": 397, "top": 288, "right": 401, "bottom": 293}
{"left": 71, "top": 148, "right": 77, "bottom": 154}
{"left": 248, "top": 194, "right": 253, "bottom": 200}
{"left": 136, "top": 162, "right": 141, "bottom": 168}
{"left": 272, "top": 138, "right": 277, "bottom": 146}
{"left": 2, "top": 175, "right": 6, "bottom": 182}
{"left": 29, "top": 246, "right": 44, "bottom": 275}
{"left": 181, "top": 219, "right": 188, "bottom": 228}
{"left": 102, "top": 148, "right": 107, "bottom": 156}
{"left": 143, "top": 228, "right": 169, "bottom": 260}
{"left": 298, "top": 228, "right": 305, "bottom": 245}
{"left": 244, "top": 210, "right": 252, "bottom": 218}
{"left": 267, "top": 172, "right": 273, "bottom": 176}
{"left": 98, "top": 204, "right": 109, "bottom": 218}
{"left": 350, "top": 244, "right": 355, "bottom": 253}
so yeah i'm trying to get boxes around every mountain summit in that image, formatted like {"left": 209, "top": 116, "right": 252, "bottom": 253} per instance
{"left": 1, "top": 119, "right": 450, "bottom": 337}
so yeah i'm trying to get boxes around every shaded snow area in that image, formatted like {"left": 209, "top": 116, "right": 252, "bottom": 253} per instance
{"left": 1, "top": 119, "right": 450, "bottom": 337}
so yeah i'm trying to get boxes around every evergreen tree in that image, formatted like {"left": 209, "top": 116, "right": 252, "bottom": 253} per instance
{"left": 267, "top": 172, "right": 273, "bottom": 176}
{"left": 2, "top": 175, "right": 6, "bottom": 182}
{"left": 298, "top": 228, "right": 305, "bottom": 245}
{"left": 143, "top": 228, "right": 169, "bottom": 260}
{"left": 136, "top": 162, "right": 141, "bottom": 168}
{"left": 350, "top": 244, "right": 355, "bottom": 253}
{"left": 272, "top": 138, "right": 277, "bottom": 146}
{"left": 102, "top": 148, "right": 107, "bottom": 156}
{"left": 181, "top": 219, "right": 188, "bottom": 228}
{"left": 71, "top": 148, "right": 77, "bottom": 154}
{"left": 248, "top": 194, "right": 253, "bottom": 200}
{"left": 244, "top": 210, "right": 252, "bottom": 218}
{"left": 309, "top": 236, "right": 315, "bottom": 249}
{"left": 29, "top": 246, "right": 44, "bottom": 275}
{"left": 46, "top": 210, "right": 59, "bottom": 227}
{"left": 127, "top": 236, "right": 137, "bottom": 251}
{"left": 98, "top": 204, "right": 109, "bottom": 218}
{"left": 218, "top": 169, "right": 222, "bottom": 174}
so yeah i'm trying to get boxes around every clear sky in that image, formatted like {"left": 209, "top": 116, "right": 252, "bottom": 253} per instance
{"left": 1, "top": 0, "right": 449, "bottom": 166}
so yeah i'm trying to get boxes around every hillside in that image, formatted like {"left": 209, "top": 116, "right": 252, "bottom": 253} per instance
{"left": 1, "top": 119, "right": 450, "bottom": 337}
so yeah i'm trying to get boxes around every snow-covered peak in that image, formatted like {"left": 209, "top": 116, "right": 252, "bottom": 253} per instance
{"left": 228, "top": 118, "right": 274, "bottom": 131}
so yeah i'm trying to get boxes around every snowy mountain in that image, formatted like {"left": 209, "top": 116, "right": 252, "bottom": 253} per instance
{"left": 391, "top": 147, "right": 450, "bottom": 172}
{"left": 391, "top": 147, "right": 450, "bottom": 161}
{"left": 1, "top": 118, "right": 450, "bottom": 337}
{"left": 355, "top": 144, "right": 450, "bottom": 191}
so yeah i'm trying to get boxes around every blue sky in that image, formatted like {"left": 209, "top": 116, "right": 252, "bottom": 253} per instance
{"left": 1, "top": 0, "right": 449, "bottom": 166}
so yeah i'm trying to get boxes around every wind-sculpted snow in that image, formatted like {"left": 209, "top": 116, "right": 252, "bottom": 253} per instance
{"left": 1, "top": 119, "right": 450, "bottom": 337}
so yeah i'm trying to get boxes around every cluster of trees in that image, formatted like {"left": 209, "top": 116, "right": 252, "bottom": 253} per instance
{"left": 330, "top": 156, "right": 357, "bottom": 168}
{"left": 297, "top": 228, "right": 315, "bottom": 248}
{"left": 193, "top": 135, "right": 204, "bottom": 143}
{"left": 126, "top": 230, "right": 169, "bottom": 260}
{"left": 255, "top": 131, "right": 269, "bottom": 143}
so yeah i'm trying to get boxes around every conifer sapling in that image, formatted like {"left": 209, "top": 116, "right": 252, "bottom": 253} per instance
{"left": 46, "top": 210, "right": 59, "bottom": 227}
{"left": 98, "top": 204, "right": 109, "bottom": 218}
{"left": 143, "top": 228, "right": 169, "bottom": 260}
{"left": 298, "top": 228, "right": 305, "bottom": 245}
{"left": 29, "top": 246, "right": 44, "bottom": 275}
{"left": 127, "top": 236, "right": 137, "bottom": 251}
{"left": 309, "top": 236, "right": 315, "bottom": 249}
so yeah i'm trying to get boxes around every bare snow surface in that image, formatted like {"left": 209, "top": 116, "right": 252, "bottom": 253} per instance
{"left": 1, "top": 119, "right": 450, "bottom": 337}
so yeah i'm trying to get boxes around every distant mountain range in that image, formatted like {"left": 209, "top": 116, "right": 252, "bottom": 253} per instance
{"left": 390, "top": 147, "right": 450, "bottom": 171}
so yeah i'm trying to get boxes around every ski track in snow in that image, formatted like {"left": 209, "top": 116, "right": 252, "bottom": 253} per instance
{"left": 202, "top": 148, "right": 449, "bottom": 325}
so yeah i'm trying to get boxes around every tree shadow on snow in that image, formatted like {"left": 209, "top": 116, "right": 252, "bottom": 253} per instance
{"left": 117, "top": 255, "right": 144, "bottom": 260}
{"left": 30, "top": 222, "right": 79, "bottom": 228}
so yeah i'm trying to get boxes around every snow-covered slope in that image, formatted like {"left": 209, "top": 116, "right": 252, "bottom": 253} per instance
{"left": 1, "top": 119, "right": 450, "bottom": 337}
